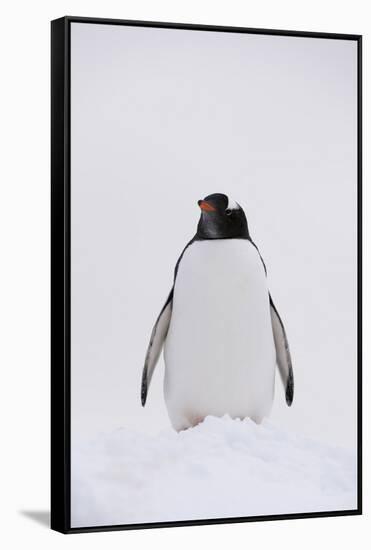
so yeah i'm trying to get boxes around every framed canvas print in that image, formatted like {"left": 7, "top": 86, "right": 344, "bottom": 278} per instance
{"left": 51, "top": 16, "right": 362, "bottom": 533}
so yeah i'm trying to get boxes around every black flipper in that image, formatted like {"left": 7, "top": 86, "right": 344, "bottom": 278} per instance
{"left": 141, "top": 289, "right": 173, "bottom": 406}
{"left": 250, "top": 238, "right": 294, "bottom": 406}
{"left": 141, "top": 238, "right": 198, "bottom": 406}
{"left": 269, "top": 294, "right": 294, "bottom": 406}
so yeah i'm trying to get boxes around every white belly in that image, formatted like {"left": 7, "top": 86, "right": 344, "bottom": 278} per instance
{"left": 164, "top": 239, "right": 276, "bottom": 431}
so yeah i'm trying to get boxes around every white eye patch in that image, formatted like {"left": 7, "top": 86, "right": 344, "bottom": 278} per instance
{"left": 227, "top": 197, "right": 239, "bottom": 210}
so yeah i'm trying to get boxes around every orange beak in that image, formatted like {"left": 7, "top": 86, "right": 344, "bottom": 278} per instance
{"left": 198, "top": 200, "right": 216, "bottom": 212}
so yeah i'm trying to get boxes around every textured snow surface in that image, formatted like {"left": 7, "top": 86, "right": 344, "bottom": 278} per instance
{"left": 71, "top": 416, "right": 357, "bottom": 527}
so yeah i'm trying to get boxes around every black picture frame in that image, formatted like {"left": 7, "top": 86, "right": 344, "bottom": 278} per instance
{"left": 51, "top": 16, "right": 362, "bottom": 534}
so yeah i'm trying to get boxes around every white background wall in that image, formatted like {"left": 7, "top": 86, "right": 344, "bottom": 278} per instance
{"left": 0, "top": 0, "right": 369, "bottom": 548}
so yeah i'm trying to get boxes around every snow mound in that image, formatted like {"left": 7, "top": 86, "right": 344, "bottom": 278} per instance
{"left": 71, "top": 416, "right": 357, "bottom": 527}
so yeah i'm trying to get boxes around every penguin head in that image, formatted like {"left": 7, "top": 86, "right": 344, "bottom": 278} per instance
{"left": 196, "top": 193, "right": 249, "bottom": 239}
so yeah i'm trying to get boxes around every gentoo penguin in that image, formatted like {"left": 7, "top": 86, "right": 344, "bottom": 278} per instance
{"left": 141, "top": 193, "right": 294, "bottom": 431}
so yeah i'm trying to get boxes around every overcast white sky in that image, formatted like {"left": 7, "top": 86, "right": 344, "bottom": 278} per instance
{"left": 70, "top": 22, "right": 358, "bottom": 451}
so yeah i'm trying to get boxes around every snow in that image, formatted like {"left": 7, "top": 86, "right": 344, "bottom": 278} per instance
{"left": 71, "top": 416, "right": 357, "bottom": 527}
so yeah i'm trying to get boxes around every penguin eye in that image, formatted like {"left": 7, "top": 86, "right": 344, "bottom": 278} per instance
{"left": 225, "top": 209, "right": 232, "bottom": 216}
